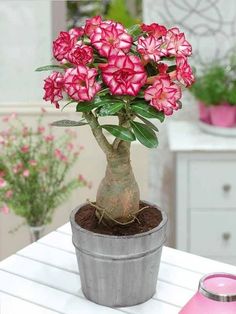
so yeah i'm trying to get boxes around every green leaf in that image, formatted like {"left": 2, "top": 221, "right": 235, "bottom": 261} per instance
{"left": 35, "top": 65, "right": 66, "bottom": 72}
{"left": 136, "top": 115, "right": 159, "bottom": 132}
{"left": 97, "top": 102, "right": 124, "bottom": 116}
{"left": 76, "top": 102, "right": 99, "bottom": 112}
{"left": 101, "top": 125, "right": 136, "bottom": 142}
{"left": 51, "top": 120, "right": 87, "bottom": 127}
{"left": 127, "top": 24, "right": 142, "bottom": 37}
{"left": 131, "top": 101, "right": 165, "bottom": 122}
{"left": 130, "top": 121, "right": 158, "bottom": 148}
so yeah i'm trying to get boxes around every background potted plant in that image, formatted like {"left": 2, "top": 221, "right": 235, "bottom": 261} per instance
{"left": 37, "top": 17, "right": 194, "bottom": 307}
{"left": 190, "top": 59, "right": 236, "bottom": 128}
{"left": 0, "top": 112, "right": 89, "bottom": 242}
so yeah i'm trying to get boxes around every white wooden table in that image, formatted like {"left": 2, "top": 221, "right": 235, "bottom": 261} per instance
{"left": 0, "top": 223, "right": 236, "bottom": 314}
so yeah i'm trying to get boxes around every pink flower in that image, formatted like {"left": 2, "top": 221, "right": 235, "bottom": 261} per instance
{"left": 144, "top": 74, "right": 182, "bottom": 115}
{"left": 0, "top": 171, "right": 5, "bottom": 178}
{"left": 0, "top": 204, "right": 10, "bottom": 214}
{"left": 85, "top": 16, "right": 102, "bottom": 36}
{"left": 43, "top": 72, "right": 64, "bottom": 109}
{"left": 64, "top": 65, "right": 101, "bottom": 101}
{"left": 53, "top": 30, "right": 79, "bottom": 61}
{"left": 2, "top": 113, "right": 17, "bottom": 123}
{"left": 13, "top": 163, "right": 23, "bottom": 174}
{"left": 38, "top": 126, "right": 45, "bottom": 133}
{"left": 44, "top": 135, "right": 54, "bottom": 142}
{"left": 21, "top": 145, "right": 29, "bottom": 153}
{"left": 0, "top": 178, "right": 6, "bottom": 188}
{"left": 137, "top": 36, "right": 164, "bottom": 62}
{"left": 23, "top": 169, "right": 30, "bottom": 177}
{"left": 67, "top": 43, "right": 93, "bottom": 65}
{"left": 54, "top": 149, "right": 67, "bottom": 162}
{"left": 164, "top": 27, "right": 192, "bottom": 57}
{"left": 176, "top": 56, "right": 195, "bottom": 87}
{"left": 5, "top": 190, "right": 13, "bottom": 199}
{"left": 157, "top": 63, "right": 168, "bottom": 74}
{"left": 29, "top": 160, "right": 37, "bottom": 166}
{"left": 100, "top": 55, "right": 147, "bottom": 96}
{"left": 69, "top": 27, "right": 84, "bottom": 38}
{"left": 141, "top": 23, "right": 167, "bottom": 38}
{"left": 67, "top": 143, "right": 74, "bottom": 151}
{"left": 90, "top": 22, "right": 132, "bottom": 57}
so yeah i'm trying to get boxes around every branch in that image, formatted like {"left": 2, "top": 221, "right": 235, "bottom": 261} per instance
{"left": 84, "top": 112, "right": 113, "bottom": 156}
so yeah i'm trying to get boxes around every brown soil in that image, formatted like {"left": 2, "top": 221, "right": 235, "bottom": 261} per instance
{"left": 75, "top": 201, "right": 163, "bottom": 236}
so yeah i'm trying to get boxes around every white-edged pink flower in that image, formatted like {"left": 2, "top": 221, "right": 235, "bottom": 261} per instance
{"left": 176, "top": 56, "right": 195, "bottom": 87}
{"left": 164, "top": 27, "right": 192, "bottom": 57}
{"left": 67, "top": 43, "right": 93, "bottom": 65}
{"left": 141, "top": 23, "right": 167, "bottom": 38}
{"left": 100, "top": 55, "right": 147, "bottom": 96}
{"left": 0, "top": 178, "right": 6, "bottom": 188}
{"left": 0, "top": 204, "right": 10, "bottom": 214}
{"left": 21, "top": 145, "right": 29, "bottom": 153}
{"left": 90, "top": 22, "right": 132, "bottom": 57}
{"left": 85, "top": 16, "right": 102, "bottom": 36}
{"left": 137, "top": 36, "right": 164, "bottom": 62}
{"left": 43, "top": 72, "right": 64, "bottom": 109}
{"left": 64, "top": 65, "right": 101, "bottom": 101}
{"left": 23, "top": 169, "right": 30, "bottom": 177}
{"left": 144, "top": 74, "right": 182, "bottom": 115}
{"left": 53, "top": 30, "right": 80, "bottom": 62}
{"left": 69, "top": 27, "right": 84, "bottom": 38}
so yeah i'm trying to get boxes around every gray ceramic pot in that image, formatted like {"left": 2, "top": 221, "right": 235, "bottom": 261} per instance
{"left": 70, "top": 201, "right": 167, "bottom": 307}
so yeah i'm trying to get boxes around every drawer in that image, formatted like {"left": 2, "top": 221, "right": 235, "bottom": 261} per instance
{"left": 189, "top": 160, "right": 236, "bottom": 208}
{"left": 190, "top": 210, "right": 236, "bottom": 256}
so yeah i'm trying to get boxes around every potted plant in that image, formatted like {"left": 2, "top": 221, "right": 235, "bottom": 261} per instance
{"left": 0, "top": 112, "right": 89, "bottom": 242}
{"left": 190, "top": 62, "right": 236, "bottom": 127}
{"left": 37, "top": 17, "right": 194, "bottom": 307}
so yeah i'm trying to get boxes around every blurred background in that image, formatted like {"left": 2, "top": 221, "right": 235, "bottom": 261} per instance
{"left": 0, "top": 0, "right": 236, "bottom": 265}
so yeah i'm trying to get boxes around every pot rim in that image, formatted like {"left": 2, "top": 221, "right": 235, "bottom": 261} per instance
{"left": 70, "top": 200, "right": 168, "bottom": 239}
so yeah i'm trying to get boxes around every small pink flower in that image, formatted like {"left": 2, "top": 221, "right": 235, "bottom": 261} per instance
{"left": 38, "top": 126, "right": 45, "bottom": 133}
{"left": 85, "top": 16, "right": 102, "bottom": 36}
{"left": 90, "top": 22, "right": 132, "bottom": 57}
{"left": 13, "top": 162, "right": 23, "bottom": 174}
{"left": 23, "top": 169, "right": 30, "bottom": 177}
{"left": 53, "top": 30, "right": 79, "bottom": 62}
{"left": 67, "top": 143, "right": 74, "bottom": 151}
{"left": 54, "top": 149, "right": 67, "bottom": 162}
{"left": 141, "top": 23, "right": 167, "bottom": 38}
{"left": 144, "top": 74, "right": 182, "bottom": 115}
{"left": 29, "top": 160, "right": 37, "bottom": 166}
{"left": 44, "top": 135, "right": 54, "bottom": 142}
{"left": 21, "top": 145, "right": 29, "bottom": 153}
{"left": 137, "top": 36, "right": 164, "bottom": 62}
{"left": 1, "top": 204, "right": 10, "bottom": 214}
{"left": 176, "top": 56, "right": 195, "bottom": 87}
{"left": 64, "top": 65, "right": 101, "bottom": 101}
{"left": 0, "top": 178, "right": 6, "bottom": 188}
{"left": 43, "top": 72, "right": 64, "bottom": 109}
{"left": 164, "top": 27, "right": 192, "bottom": 57}
{"left": 67, "top": 43, "right": 93, "bottom": 65}
{"left": 0, "top": 171, "right": 5, "bottom": 178}
{"left": 69, "top": 27, "right": 84, "bottom": 38}
{"left": 2, "top": 113, "right": 17, "bottom": 123}
{"left": 100, "top": 55, "right": 147, "bottom": 96}
{"left": 5, "top": 190, "right": 13, "bottom": 199}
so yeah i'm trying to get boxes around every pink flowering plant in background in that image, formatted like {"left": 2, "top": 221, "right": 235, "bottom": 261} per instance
{"left": 37, "top": 18, "right": 194, "bottom": 223}
{"left": 0, "top": 112, "right": 89, "bottom": 227}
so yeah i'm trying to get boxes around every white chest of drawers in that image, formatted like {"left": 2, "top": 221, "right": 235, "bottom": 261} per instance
{"left": 168, "top": 121, "right": 236, "bottom": 265}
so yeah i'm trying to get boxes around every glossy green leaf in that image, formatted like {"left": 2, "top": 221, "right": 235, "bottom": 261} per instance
{"left": 130, "top": 121, "right": 158, "bottom": 148}
{"left": 51, "top": 120, "right": 87, "bottom": 127}
{"left": 97, "top": 102, "right": 124, "bottom": 116}
{"left": 131, "top": 101, "right": 165, "bottom": 122}
{"left": 101, "top": 125, "right": 136, "bottom": 142}
{"left": 136, "top": 115, "right": 159, "bottom": 131}
{"left": 76, "top": 102, "right": 99, "bottom": 112}
{"left": 35, "top": 65, "right": 66, "bottom": 72}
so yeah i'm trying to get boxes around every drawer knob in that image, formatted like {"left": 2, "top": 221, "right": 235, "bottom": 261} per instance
{"left": 223, "top": 184, "right": 231, "bottom": 192}
{"left": 222, "top": 232, "right": 231, "bottom": 241}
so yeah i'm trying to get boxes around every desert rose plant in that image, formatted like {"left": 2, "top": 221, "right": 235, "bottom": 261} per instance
{"left": 37, "top": 17, "right": 194, "bottom": 224}
{"left": 0, "top": 112, "right": 89, "bottom": 227}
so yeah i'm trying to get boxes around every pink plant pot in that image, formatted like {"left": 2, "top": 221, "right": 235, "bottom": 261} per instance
{"left": 198, "top": 102, "right": 211, "bottom": 124}
{"left": 209, "top": 103, "right": 236, "bottom": 128}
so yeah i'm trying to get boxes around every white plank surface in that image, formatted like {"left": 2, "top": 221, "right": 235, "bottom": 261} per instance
{"left": 0, "top": 223, "right": 236, "bottom": 314}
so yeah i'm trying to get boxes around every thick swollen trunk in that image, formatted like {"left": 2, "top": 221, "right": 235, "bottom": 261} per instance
{"left": 96, "top": 144, "right": 140, "bottom": 222}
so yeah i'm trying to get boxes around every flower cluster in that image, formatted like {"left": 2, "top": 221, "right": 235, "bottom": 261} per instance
{"left": 41, "top": 17, "right": 194, "bottom": 116}
{"left": 0, "top": 113, "right": 89, "bottom": 226}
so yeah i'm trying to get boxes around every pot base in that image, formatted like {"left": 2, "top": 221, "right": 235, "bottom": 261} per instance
{"left": 70, "top": 201, "right": 167, "bottom": 307}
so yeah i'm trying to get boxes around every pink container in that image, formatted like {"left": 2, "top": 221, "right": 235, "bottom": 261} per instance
{"left": 209, "top": 103, "right": 236, "bottom": 128}
{"left": 180, "top": 273, "right": 236, "bottom": 314}
{"left": 198, "top": 102, "right": 211, "bottom": 124}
